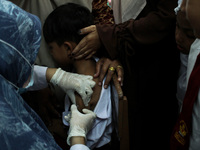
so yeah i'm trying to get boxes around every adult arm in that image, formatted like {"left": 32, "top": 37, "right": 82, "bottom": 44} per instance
{"left": 29, "top": 65, "right": 95, "bottom": 106}
{"left": 73, "top": 0, "right": 177, "bottom": 60}
{"left": 96, "top": 0, "right": 178, "bottom": 59}
{"left": 72, "top": 0, "right": 177, "bottom": 90}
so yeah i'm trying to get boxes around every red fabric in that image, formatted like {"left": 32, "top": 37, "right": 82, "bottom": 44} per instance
{"left": 170, "top": 53, "right": 200, "bottom": 150}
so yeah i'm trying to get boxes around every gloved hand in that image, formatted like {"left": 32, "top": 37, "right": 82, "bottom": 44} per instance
{"left": 50, "top": 68, "right": 96, "bottom": 106}
{"left": 65, "top": 104, "right": 96, "bottom": 146}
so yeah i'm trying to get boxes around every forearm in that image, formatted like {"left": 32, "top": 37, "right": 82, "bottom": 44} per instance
{"left": 130, "top": 0, "right": 177, "bottom": 44}
{"left": 46, "top": 68, "right": 57, "bottom": 83}
{"left": 96, "top": 0, "right": 177, "bottom": 58}
{"left": 71, "top": 136, "right": 86, "bottom": 146}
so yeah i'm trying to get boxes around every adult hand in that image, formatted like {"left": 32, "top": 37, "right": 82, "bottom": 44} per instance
{"left": 65, "top": 104, "right": 96, "bottom": 146}
{"left": 72, "top": 25, "right": 101, "bottom": 59}
{"left": 50, "top": 68, "right": 96, "bottom": 106}
{"left": 94, "top": 57, "right": 124, "bottom": 99}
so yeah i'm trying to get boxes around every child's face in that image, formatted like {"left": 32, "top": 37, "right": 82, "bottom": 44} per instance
{"left": 175, "top": 10, "right": 195, "bottom": 54}
{"left": 48, "top": 42, "right": 72, "bottom": 68}
{"left": 186, "top": 0, "right": 200, "bottom": 38}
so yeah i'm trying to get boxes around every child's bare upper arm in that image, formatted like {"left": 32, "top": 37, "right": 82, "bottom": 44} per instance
{"left": 74, "top": 60, "right": 102, "bottom": 112}
{"left": 75, "top": 77, "right": 102, "bottom": 112}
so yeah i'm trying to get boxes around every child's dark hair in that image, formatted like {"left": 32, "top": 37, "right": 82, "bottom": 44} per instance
{"left": 43, "top": 3, "right": 94, "bottom": 45}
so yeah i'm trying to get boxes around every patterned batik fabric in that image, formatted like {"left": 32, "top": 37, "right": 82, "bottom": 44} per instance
{"left": 92, "top": 0, "right": 114, "bottom": 24}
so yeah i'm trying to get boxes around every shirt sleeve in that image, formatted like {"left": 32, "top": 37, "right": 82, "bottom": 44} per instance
{"left": 28, "top": 65, "right": 48, "bottom": 91}
{"left": 70, "top": 144, "right": 90, "bottom": 150}
{"left": 96, "top": 0, "right": 177, "bottom": 59}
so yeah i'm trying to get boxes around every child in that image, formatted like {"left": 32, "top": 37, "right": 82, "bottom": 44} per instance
{"left": 184, "top": 0, "right": 200, "bottom": 149}
{"left": 171, "top": 0, "right": 200, "bottom": 149}
{"left": 174, "top": 1, "right": 196, "bottom": 112}
{"left": 43, "top": 3, "right": 118, "bottom": 150}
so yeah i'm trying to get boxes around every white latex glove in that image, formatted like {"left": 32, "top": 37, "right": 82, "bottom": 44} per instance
{"left": 65, "top": 104, "right": 96, "bottom": 146}
{"left": 50, "top": 68, "right": 95, "bottom": 106}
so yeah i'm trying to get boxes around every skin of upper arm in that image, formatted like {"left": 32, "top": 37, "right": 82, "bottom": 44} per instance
{"left": 75, "top": 78, "right": 102, "bottom": 112}
{"left": 75, "top": 61, "right": 102, "bottom": 112}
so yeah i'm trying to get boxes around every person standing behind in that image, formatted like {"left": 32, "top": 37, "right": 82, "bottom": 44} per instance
{"left": 70, "top": 0, "right": 180, "bottom": 149}
{"left": 0, "top": 1, "right": 62, "bottom": 149}
{"left": 170, "top": 0, "right": 200, "bottom": 149}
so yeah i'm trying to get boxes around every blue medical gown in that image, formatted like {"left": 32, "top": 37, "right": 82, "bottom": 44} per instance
{"left": 0, "top": 0, "right": 62, "bottom": 149}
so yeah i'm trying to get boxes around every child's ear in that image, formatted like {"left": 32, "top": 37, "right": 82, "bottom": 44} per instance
{"left": 63, "top": 41, "right": 73, "bottom": 54}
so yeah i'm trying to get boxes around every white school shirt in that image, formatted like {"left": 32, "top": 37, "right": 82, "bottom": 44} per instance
{"left": 185, "top": 39, "right": 200, "bottom": 150}
{"left": 175, "top": 0, "right": 188, "bottom": 113}
{"left": 63, "top": 78, "right": 118, "bottom": 149}
{"left": 176, "top": 53, "right": 188, "bottom": 112}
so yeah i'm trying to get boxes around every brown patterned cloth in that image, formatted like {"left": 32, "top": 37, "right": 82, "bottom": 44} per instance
{"left": 96, "top": 0, "right": 180, "bottom": 149}
{"left": 92, "top": 0, "right": 114, "bottom": 24}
